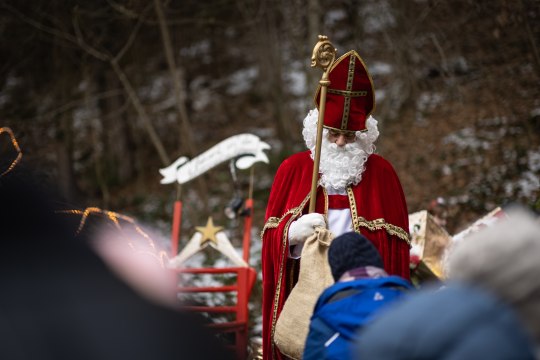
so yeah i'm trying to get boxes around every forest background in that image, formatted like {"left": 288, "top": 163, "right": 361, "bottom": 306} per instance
{"left": 1, "top": 0, "right": 539, "bottom": 333}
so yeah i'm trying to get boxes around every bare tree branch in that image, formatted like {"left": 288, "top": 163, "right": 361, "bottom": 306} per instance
{"left": 4, "top": 3, "right": 171, "bottom": 166}
{"left": 106, "top": 0, "right": 140, "bottom": 19}
{"left": 153, "top": 0, "right": 195, "bottom": 155}
{"left": 153, "top": 0, "right": 208, "bottom": 204}
{"left": 114, "top": 3, "right": 153, "bottom": 62}
{"left": 110, "top": 58, "right": 170, "bottom": 165}
{"left": 29, "top": 89, "right": 124, "bottom": 121}
{"left": 72, "top": 8, "right": 110, "bottom": 61}
{"left": 2, "top": 3, "right": 77, "bottom": 45}
{"left": 70, "top": 4, "right": 170, "bottom": 166}
{"left": 518, "top": 0, "right": 540, "bottom": 76}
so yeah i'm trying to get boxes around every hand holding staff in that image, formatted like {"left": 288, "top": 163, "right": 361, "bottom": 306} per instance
{"left": 309, "top": 35, "right": 336, "bottom": 213}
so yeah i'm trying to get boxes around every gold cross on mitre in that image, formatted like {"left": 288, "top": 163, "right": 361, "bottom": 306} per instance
{"left": 196, "top": 217, "right": 224, "bottom": 246}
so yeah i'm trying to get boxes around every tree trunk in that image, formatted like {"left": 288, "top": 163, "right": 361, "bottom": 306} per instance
{"left": 98, "top": 68, "right": 136, "bottom": 185}
{"left": 55, "top": 109, "right": 79, "bottom": 202}
{"left": 153, "top": 0, "right": 196, "bottom": 157}
{"left": 153, "top": 0, "right": 209, "bottom": 206}
{"left": 110, "top": 59, "right": 170, "bottom": 167}
{"left": 53, "top": 42, "right": 79, "bottom": 203}
{"left": 258, "top": 1, "right": 293, "bottom": 155}
{"left": 307, "top": 0, "right": 321, "bottom": 99}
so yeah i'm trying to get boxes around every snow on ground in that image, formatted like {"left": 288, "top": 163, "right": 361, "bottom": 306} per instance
{"left": 361, "top": 0, "right": 395, "bottom": 33}
{"left": 325, "top": 9, "right": 347, "bottom": 27}
{"left": 442, "top": 117, "right": 539, "bottom": 201}
{"left": 227, "top": 67, "right": 258, "bottom": 96}
{"left": 179, "top": 40, "right": 211, "bottom": 59}
{"left": 370, "top": 62, "right": 393, "bottom": 76}
{"left": 504, "top": 147, "right": 540, "bottom": 198}
{"left": 442, "top": 127, "right": 491, "bottom": 150}
{"left": 285, "top": 65, "right": 306, "bottom": 97}
{"left": 417, "top": 92, "right": 444, "bottom": 113}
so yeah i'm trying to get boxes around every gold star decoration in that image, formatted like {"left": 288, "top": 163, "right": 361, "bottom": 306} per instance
{"left": 196, "top": 217, "right": 224, "bottom": 246}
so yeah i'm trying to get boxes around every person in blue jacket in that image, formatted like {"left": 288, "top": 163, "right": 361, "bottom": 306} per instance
{"left": 303, "top": 232, "right": 413, "bottom": 360}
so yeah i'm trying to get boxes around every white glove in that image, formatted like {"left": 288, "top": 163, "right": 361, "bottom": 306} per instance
{"left": 288, "top": 213, "right": 326, "bottom": 246}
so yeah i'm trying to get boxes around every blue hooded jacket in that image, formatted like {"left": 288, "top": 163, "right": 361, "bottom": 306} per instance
{"left": 303, "top": 276, "right": 412, "bottom": 360}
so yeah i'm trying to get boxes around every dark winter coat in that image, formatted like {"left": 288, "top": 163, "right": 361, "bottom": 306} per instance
{"left": 354, "top": 283, "right": 536, "bottom": 360}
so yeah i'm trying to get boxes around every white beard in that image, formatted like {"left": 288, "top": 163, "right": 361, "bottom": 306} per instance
{"left": 302, "top": 108, "right": 380, "bottom": 190}
{"left": 319, "top": 137, "right": 369, "bottom": 190}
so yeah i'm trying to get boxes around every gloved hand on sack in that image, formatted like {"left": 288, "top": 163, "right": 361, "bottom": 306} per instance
{"left": 288, "top": 213, "right": 327, "bottom": 246}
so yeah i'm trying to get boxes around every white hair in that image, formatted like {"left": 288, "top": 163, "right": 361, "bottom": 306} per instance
{"left": 447, "top": 208, "right": 540, "bottom": 343}
{"left": 301, "top": 108, "right": 379, "bottom": 190}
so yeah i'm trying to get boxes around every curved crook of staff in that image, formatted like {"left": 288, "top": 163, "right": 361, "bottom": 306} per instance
{"left": 309, "top": 35, "right": 336, "bottom": 213}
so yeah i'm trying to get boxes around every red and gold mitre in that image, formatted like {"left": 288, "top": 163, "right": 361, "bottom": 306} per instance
{"left": 314, "top": 50, "right": 375, "bottom": 133}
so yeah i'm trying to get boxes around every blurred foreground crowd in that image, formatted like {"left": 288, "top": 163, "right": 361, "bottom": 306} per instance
{"left": 0, "top": 159, "right": 233, "bottom": 359}
{"left": 1, "top": 155, "right": 539, "bottom": 360}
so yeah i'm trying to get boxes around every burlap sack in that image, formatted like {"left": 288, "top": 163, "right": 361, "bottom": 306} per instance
{"left": 274, "top": 227, "right": 335, "bottom": 359}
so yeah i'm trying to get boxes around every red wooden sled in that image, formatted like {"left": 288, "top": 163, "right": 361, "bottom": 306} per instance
{"left": 172, "top": 198, "right": 256, "bottom": 360}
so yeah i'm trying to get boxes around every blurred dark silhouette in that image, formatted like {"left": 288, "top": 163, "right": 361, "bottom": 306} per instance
{"left": 447, "top": 208, "right": 540, "bottom": 355}
{"left": 0, "top": 159, "right": 232, "bottom": 360}
{"left": 353, "top": 209, "right": 540, "bottom": 359}
{"left": 354, "top": 283, "right": 536, "bottom": 359}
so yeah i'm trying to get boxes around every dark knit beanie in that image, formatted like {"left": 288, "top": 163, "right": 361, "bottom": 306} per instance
{"left": 328, "top": 231, "right": 384, "bottom": 281}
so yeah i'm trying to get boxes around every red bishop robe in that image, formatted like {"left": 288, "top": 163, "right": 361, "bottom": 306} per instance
{"left": 261, "top": 151, "right": 410, "bottom": 360}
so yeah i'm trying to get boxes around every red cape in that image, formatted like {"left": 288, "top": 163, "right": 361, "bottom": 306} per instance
{"left": 261, "top": 151, "right": 410, "bottom": 359}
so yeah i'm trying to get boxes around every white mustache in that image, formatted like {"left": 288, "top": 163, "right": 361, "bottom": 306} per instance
{"left": 327, "top": 142, "right": 357, "bottom": 152}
